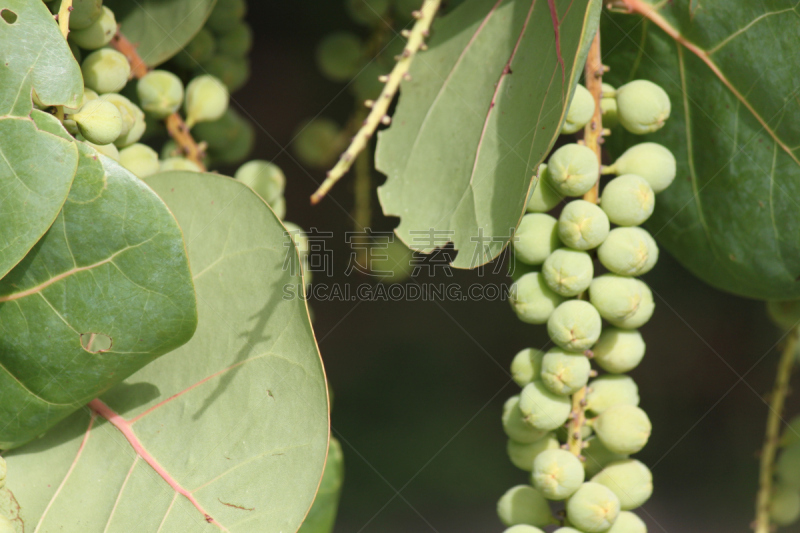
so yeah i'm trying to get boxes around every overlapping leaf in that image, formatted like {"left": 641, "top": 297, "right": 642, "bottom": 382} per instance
{"left": 0, "top": 145, "right": 197, "bottom": 449}
{"left": 376, "top": 0, "right": 601, "bottom": 268}
{"left": 4, "top": 172, "right": 328, "bottom": 532}
{"left": 298, "top": 438, "right": 344, "bottom": 533}
{"left": 105, "top": 0, "right": 217, "bottom": 67}
{"left": 602, "top": 1, "right": 800, "bottom": 300}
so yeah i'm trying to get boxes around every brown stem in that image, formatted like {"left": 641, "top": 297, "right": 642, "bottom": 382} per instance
{"left": 567, "top": 387, "right": 588, "bottom": 456}
{"left": 110, "top": 30, "right": 206, "bottom": 170}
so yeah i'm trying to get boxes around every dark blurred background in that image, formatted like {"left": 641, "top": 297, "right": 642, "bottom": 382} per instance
{"left": 231, "top": 2, "right": 797, "bottom": 531}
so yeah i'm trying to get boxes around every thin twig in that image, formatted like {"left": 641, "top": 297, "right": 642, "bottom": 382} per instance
{"left": 57, "top": 0, "right": 73, "bottom": 40}
{"left": 754, "top": 328, "right": 799, "bottom": 533}
{"left": 567, "top": 387, "right": 589, "bottom": 456}
{"left": 110, "top": 30, "right": 206, "bottom": 170}
{"left": 310, "top": 0, "right": 442, "bottom": 204}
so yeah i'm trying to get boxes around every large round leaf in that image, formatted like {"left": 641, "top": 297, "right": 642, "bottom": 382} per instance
{"left": 376, "top": 0, "right": 601, "bottom": 268}
{"left": 602, "top": 2, "right": 800, "bottom": 300}
{"left": 3, "top": 172, "right": 328, "bottom": 532}
{"left": 0, "top": 144, "right": 197, "bottom": 449}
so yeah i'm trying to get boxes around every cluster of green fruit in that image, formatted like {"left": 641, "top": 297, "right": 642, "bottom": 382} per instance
{"left": 498, "top": 79, "right": 676, "bottom": 533}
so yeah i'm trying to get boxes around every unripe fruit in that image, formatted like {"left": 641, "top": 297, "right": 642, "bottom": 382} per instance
{"left": 590, "top": 275, "right": 655, "bottom": 329}
{"left": 561, "top": 84, "right": 595, "bottom": 134}
{"left": 137, "top": 70, "right": 185, "bottom": 118}
{"left": 100, "top": 94, "right": 145, "bottom": 147}
{"left": 542, "top": 248, "right": 594, "bottom": 297}
{"left": 71, "top": 99, "right": 123, "bottom": 145}
{"left": 782, "top": 416, "right": 800, "bottom": 447}
{"left": 293, "top": 118, "right": 344, "bottom": 167}
{"left": 317, "top": 32, "right": 363, "bottom": 82}
{"left": 616, "top": 80, "right": 671, "bottom": 134}
{"left": 547, "top": 300, "right": 602, "bottom": 352}
{"left": 174, "top": 28, "right": 216, "bottom": 69}
{"left": 540, "top": 348, "right": 591, "bottom": 396}
{"left": 206, "top": 0, "right": 247, "bottom": 33}
{"left": 566, "top": 482, "right": 621, "bottom": 533}
{"left": 771, "top": 484, "right": 800, "bottom": 526}
{"left": 507, "top": 434, "right": 559, "bottom": 471}
{"left": 514, "top": 213, "right": 560, "bottom": 266}
{"left": 777, "top": 443, "right": 800, "bottom": 489}
{"left": 582, "top": 437, "right": 629, "bottom": 478}
{"left": 119, "top": 143, "right": 159, "bottom": 178}
{"left": 497, "top": 485, "right": 554, "bottom": 527}
{"left": 592, "top": 328, "right": 646, "bottom": 374}
{"left": 526, "top": 164, "right": 564, "bottom": 213}
{"left": 511, "top": 348, "right": 545, "bottom": 388}
{"left": 558, "top": 200, "right": 610, "bottom": 250}
{"left": 593, "top": 405, "right": 652, "bottom": 455}
{"left": 519, "top": 381, "right": 572, "bottom": 431}
{"left": 184, "top": 75, "right": 229, "bottom": 128}
{"left": 160, "top": 157, "right": 203, "bottom": 172}
{"left": 81, "top": 49, "right": 131, "bottom": 94}
{"left": 282, "top": 222, "right": 309, "bottom": 257}
{"left": 272, "top": 196, "right": 287, "bottom": 220}
{"left": 608, "top": 143, "right": 676, "bottom": 193}
{"left": 346, "top": 0, "right": 390, "bottom": 26}
{"left": 235, "top": 160, "right": 286, "bottom": 205}
{"left": 509, "top": 272, "right": 564, "bottom": 325}
{"left": 532, "top": 448, "right": 586, "bottom": 500}
{"left": 216, "top": 21, "right": 253, "bottom": 56}
{"left": 600, "top": 175, "right": 655, "bottom": 226}
{"left": 606, "top": 511, "right": 647, "bottom": 533}
{"left": 503, "top": 526, "right": 546, "bottom": 533}
{"left": 548, "top": 144, "right": 600, "bottom": 197}
{"left": 199, "top": 55, "right": 250, "bottom": 92}
{"left": 601, "top": 83, "right": 618, "bottom": 128}
{"left": 80, "top": 138, "right": 119, "bottom": 161}
{"left": 586, "top": 375, "right": 640, "bottom": 415}
{"left": 69, "top": 6, "right": 116, "bottom": 50}
{"left": 553, "top": 529, "right": 582, "bottom": 533}
{"left": 592, "top": 459, "right": 653, "bottom": 510}
{"left": 67, "top": 0, "right": 103, "bottom": 30}
{"left": 597, "top": 227, "right": 659, "bottom": 277}
{"left": 503, "top": 396, "right": 549, "bottom": 443}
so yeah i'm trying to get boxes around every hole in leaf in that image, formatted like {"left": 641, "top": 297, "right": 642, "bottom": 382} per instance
{"left": 80, "top": 333, "right": 113, "bottom": 353}
{"left": 1, "top": 9, "right": 17, "bottom": 24}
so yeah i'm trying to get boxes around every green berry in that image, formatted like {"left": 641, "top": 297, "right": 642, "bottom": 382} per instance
{"left": 592, "top": 459, "right": 652, "bottom": 510}
{"left": 174, "top": 28, "right": 216, "bottom": 69}
{"left": 235, "top": 160, "right": 286, "bottom": 205}
{"left": 558, "top": 200, "right": 610, "bottom": 250}
{"left": 119, "top": 143, "right": 159, "bottom": 178}
{"left": 346, "top": 0, "right": 390, "bottom": 26}
{"left": 192, "top": 107, "right": 245, "bottom": 150}
{"left": 771, "top": 484, "right": 800, "bottom": 526}
{"left": 317, "top": 32, "right": 363, "bottom": 82}
{"left": 81, "top": 48, "right": 131, "bottom": 94}
{"left": 207, "top": 115, "right": 255, "bottom": 165}
{"left": 548, "top": 144, "right": 599, "bottom": 197}
{"left": 503, "top": 526, "right": 546, "bottom": 533}
{"left": 503, "top": 396, "right": 549, "bottom": 443}
{"left": 608, "top": 143, "right": 676, "bottom": 193}
{"left": 540, "top": 348, "right": 591, "bottom": 396}
{"left": 205, "top": 0, "right": 247, "bottom": 33}
{"left": 583, "top": 437, "right": 629, "bottom": 478}
{"left": 767, "top": 300, "right": 800, "bottom": 331}
{"left": 216, "top": 21, "right": 253, "bottom": 56}
{"left": 601, "top": 175, "right": 655, "bottom": 226}
{"left": 566, "top": 482, "right": 621, "bottom": 533}
{"left": 607, "top": 511, "right": 647, "bottom": 533}
{"left": 777, "top": 443, "right": 800, "bottom": 489}
{"left": 80, "top": 138, "right": 119, "bottom": 161}
{"left": 137, "top": 70, "right": 184, "bottom": 118}
{"left": 593, "top": 405, "right": 652, "bottom": 455}
{"left": 547, "top": 300, "right": 602, "bottom": 352}
{"left": 507, "top": 434, "right": 559, "bottom": 471}
{"left": 562, "top": 84, "right": 595, "bottom": 134}
{"left": 532, "top": 448, "right": 586, "bottom": 500}
{"left": 69, "top": 5, "right": 116, "bottom": 50}
{"left": 509, "top": 272, "right": 564, "bottom": 325}
{"left": 185, "top": 75, "right": 229, "bottom": 128}
{"left": 597, "top": 227, "right": 659, "bottom": 277}
{"left": 592, "top": 328, "right": 646, "bottom": 374}
{"left": 526, "top": 164, "right": 564, "bottom": 213}
{"left": 511, "top": 348, "right": 545, "bottom": 388}
{"left": 553, "top": 529, "right": 582, "bottom": 533}
{"left": 616, "top": 80, "right": 671, "bottom": 135}
{"left": 514, "top": 213, "right": 561, "bottom": 266}
{"left": 100, "top": 93, "right": 145, "bottom": 147}
{"left": 69, "top": 40, "right": 82, "bottom": 63}
{"left": 601, "top": 83, "right": 618, "bottom": 128}
{"left": 497, "top": 485, "right": 554, "bottom": 527}
{"left": 71, "top": 99, "right": 122, "bottom": 145}
{"left": 519, "top": 380, "right": 572, "bottom": 431}
{"left": 589, "top": 275, "right": 655, "bottom": 329}
{"left": 586, "top": 375, "right": 640, "bottom": 415}
{"left": 199, "top": 55, "right": 250, "bottom": 92}
{"left": 270, "top": 196, "right": 287, "bottom": 220}
{"left": 542, "top": 248, "right": 594, "bottom": 297}
{"left": 282, "top": 222, "right": 309, "bottom": 258}
{"left": 160, "top": 157, "right": 203, "bottom": 172}
{"left": 782, "top": 416, "right": 800, "bottom": 447}
{"left": 293, "top": 118, "right": 343, "bottom": 168}
{"left": 67, "top": 0, "right": 103, "bottom": 30}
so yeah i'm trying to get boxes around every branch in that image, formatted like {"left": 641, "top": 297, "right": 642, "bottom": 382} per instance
{"left": 754, "top": 328, "right": 799, "bottom": 533}
{"left": 110, "top": 30, "right": 207, "bottom": 170}
{"left": 567, "top": 386, "right": 589, "bottom": 456}
{"left": 310, "top": 0, "right": 441, "bottom": 205}
{"left": 57, "top": 0, "right": 72, "bottom": 40}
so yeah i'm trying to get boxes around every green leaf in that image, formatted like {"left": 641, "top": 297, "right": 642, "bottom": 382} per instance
{"left": 4, "top": 172, "right": 328, "bottom": 532}
{"left": 375, "top": 0, "right": 600, "bottom": 269}
{"left": 0, "top": 0, "right": 83, "bottom": 114}
{"left": 298, "top": 438, "right": 344, "bottom": 533}
{"left": 105, "top": 0, "right": 217, "bottom": 67}
{"left": 602, "top": 2, "right": 800, "bottom": 300}
{"left": 0, "top": 144, "right": 197, "bottom": 450}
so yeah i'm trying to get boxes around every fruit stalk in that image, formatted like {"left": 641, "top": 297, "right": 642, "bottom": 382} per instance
{"left": 57, "top": 0, "right": 73, "bottom": 39}
{"left": 310, "top": 0, "right": 441, "bottom": 205}
{"left": 111, "top": 30, "right": 207, "bottom": 170}
{"left": 755, "top": 328, "right": 799, "bottom": 533}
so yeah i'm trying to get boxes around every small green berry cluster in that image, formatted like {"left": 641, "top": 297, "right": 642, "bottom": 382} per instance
{"left": 499, "top": 79, "right": 676, "bottom": 533}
